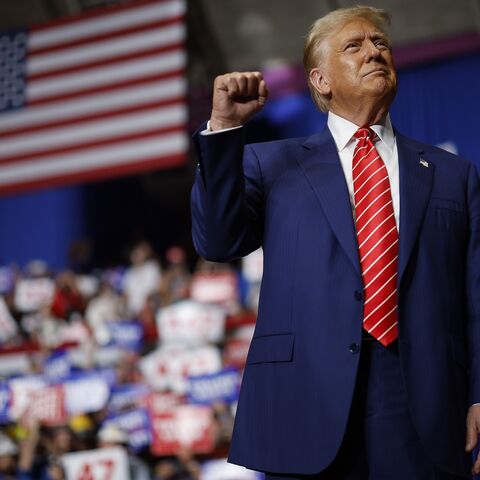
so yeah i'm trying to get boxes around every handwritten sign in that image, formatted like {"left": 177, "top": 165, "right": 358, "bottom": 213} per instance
{"left": 62, "top": 447, "right": 130, "bottom": 480}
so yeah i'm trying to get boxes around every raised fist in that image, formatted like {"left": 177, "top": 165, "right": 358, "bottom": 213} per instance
{"left": 209, "top": 72, "right": 269, "bottom": 131}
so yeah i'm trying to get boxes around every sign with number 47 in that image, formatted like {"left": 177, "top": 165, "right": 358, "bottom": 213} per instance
{"left": 62, "top": 447, "right": 130, "bottom": 480}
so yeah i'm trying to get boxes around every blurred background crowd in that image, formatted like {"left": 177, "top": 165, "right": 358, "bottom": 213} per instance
{"left": 0, "top": 241, "right": 264, "bottom": 479}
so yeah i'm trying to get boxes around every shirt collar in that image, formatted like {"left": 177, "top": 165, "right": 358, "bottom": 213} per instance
{"left": 327, "top": 111, "right": 395, "bottom": 152}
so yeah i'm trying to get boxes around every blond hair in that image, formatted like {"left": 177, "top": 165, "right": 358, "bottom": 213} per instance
{"left": 303, "top": 6, "right": 391, "bottom": 112}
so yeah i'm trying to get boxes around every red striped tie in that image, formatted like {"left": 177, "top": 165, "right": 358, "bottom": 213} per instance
{"left": 352, "top": 127, "right": 398, "bottom": 346}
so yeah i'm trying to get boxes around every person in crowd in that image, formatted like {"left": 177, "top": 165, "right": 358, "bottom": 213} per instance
{"left": 190, "top": 5, "right": 480, "bottom": 479}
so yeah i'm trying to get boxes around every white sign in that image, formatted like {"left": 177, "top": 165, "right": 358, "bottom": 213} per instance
{"left": 242, "top": 248, "right": 264, "bottom": 283}
{"left": 157, "top": 300, "right": 225, "bottom": 346}
{"left": 140, "top": 344, "right": 222, "bottom": 394}
{"left": 62, "top": 447, "right": 130, "bottom": 480}
{"left": 64, "top": 377, "right": 110, "bottom": 414}
{"left": 14, "top": 278, "right": 55, "bottom": 312}
{"left": 0, "top": 296, "right": 18, "bottom": 342}
{"left": 9, "top": 375, "right": 46, "bottom": 420}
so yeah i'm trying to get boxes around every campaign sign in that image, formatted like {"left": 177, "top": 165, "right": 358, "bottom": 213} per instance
{"left": 143, "top": 392, "right": 183, "bottom": 415}
{"left": 242, "top": 248, "right": 264, "bottom": 284}
{"left": 151, "top": 405, "right": 215, "bottom": 456}
{"left": 156, "top": 300, "right": 225, "bottom": 346}
{"left": 108, "top": 384, "right": 150, "bottom": 414}
{"left": 26, "top": 385, "right": 67, "bottom": 425}
{"left": 64, "top": 376, "right": 110, "bottom": 415}
{"left": 140, "top": 345, "right": 222, "bottom": 394}
{"left": 108, "top": 320, "right": 143, "bottom": 352}
{"left": 190, "top": 271, "right": 239, "bottom": 306}
{"left": 187, "top": 368, "right": 240, "bottom": 406}
{"left": 14, "top": 277, "right": 55, "bottom": 312}
{"left": 104, "top": 408, "right": 151, "bottom": 451}
{"left": 0, "top": 267, "right": 14, "bottom": 294}
{"left": 0, "top": 384, "right": 11, "bottom": 423}
{"left": 0, "top": 296, "right": 18, "bottom": 343}
{"left": 44, "top": 351, "right": 72, "bottom": 382}
{"left": 9, "top": 375, "right": 46, "bottom": 420}
{"left": 62, "top": 446, "right": 130, "bottom": 480}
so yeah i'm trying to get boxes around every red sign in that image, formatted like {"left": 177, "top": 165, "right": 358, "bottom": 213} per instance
{"left": 143, "top": 392, "right": 183, "bottom": 415}
{"left": 151, "top": 405, "right": 215, "bottom": 456}
{"left": 26, "top": 385, "right": 67, "bottom": 425}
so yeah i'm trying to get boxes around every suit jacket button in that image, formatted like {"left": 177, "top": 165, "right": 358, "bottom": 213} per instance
{"left": 354, "top": 290, "right": 363, "bottom": 301}
{"left": 349, "top": 343, "right": 360, "bottom": 354}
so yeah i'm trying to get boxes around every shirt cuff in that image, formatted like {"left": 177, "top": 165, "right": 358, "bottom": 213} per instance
{"left": 200, "top": 120, "right": 244, "bottom": 135}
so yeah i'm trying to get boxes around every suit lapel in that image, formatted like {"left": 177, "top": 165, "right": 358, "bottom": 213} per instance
{"left": 297, "top": 127, "right": 362, "bottom": 278}
{"left": 396, "top": 132, "right": 434, "bottom": 285}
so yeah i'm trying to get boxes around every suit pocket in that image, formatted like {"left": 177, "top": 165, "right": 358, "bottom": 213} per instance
{"left": 246, "top": 333, "right": 295, "bottom": 364}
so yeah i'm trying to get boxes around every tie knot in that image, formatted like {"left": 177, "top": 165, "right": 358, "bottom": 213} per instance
{"left": 354, "top": 127, "right": 374, "bottom": 140}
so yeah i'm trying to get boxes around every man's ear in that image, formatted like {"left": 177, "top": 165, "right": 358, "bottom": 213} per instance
{"left": 310, "top": 68, "right": 331, "bottom": 97}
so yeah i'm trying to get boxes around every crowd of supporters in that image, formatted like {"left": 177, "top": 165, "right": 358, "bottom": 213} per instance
{"left": 0, "top": 241, "right": 264, "bottom": 480}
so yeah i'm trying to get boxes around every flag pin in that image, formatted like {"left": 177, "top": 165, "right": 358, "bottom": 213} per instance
{"left": 419, "top": 159, "right": 429, "bottom": 168}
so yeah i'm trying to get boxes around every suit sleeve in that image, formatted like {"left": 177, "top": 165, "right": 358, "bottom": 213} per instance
{"left": 466, "top": 161, "right": 480, "bottom": 404}
{"left": 190, "top": 124, "right": 264, "bottom": 262}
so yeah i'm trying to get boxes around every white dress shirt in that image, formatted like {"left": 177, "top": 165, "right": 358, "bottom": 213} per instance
{"left": 327, "top": 111, "right": 400, "bottom": 229}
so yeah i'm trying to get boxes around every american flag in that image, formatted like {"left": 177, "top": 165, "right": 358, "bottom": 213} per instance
{"left": 0, "top": 0, "right": 187, "bottom": 195}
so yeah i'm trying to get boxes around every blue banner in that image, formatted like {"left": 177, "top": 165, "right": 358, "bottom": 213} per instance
{"left": 108, "top": 320, "right": 144, "bottom": 352}
{"left": 0, "top": 383, "right": 11, "bottom": 423}
{"left": 188, "top": 368, "right": 240, "bottom": 405}
{"left": 108, "top": 384, "right": 150, "bottom": 414}
{"left": 105, "top": 408, "right": 151, "bottom": 451}
{"left": 44, "top": 351, "right": 72, "bottom": 382}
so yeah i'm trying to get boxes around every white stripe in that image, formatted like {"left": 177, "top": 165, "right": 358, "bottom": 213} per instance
{"left": 365, "top": 273, "right": 397, "bottom": 305}
{"left": 352, "top": 144, "right": 375, "bottom": 171}
{"left": 358, "top": 212, "right": 394, "bottom": 249}
{"left": 354, "top": 175, "right": 389, "bottom": 209}
{"left": 353, "top": 155, "right": 380, "bottom": 184}
{"left": 357, "top": 200, "right": 392, "bottom": 236}
{"left": 362, "top": 238, "right": 398, "bottom": 276}
{"left": 364, "top": 254, "right": 398, "bottom": 290}
{"left": 29, "top": 0, "right": 186, "bottom": 50}
{"left": 0, "top": 77, "right": 186, "bottom": 133}
{"left": 0, "top": 105, "right": 187, "bottom": 158}
{"left": 375, "top": 320, "right": 398, "bottom": 340}
{"left": 28, "top": 24, "right": 185, "bottom": 75}
{"left": 356, "top": 187, "right": 390, "bottom": 223}
{"left": 353, "top": 162, "right": 384, "bottom": 195}
{"left": 364, "top": 288, "right": 397, "bottom": 322}
{"left": 0, "top": 132, "right": 188, "bottom": 185}
{"left": 27, "top": 50, "right": 186, "bottom": 101}
{"left": 362, "top": 228, "right": 397, "bottom": 268}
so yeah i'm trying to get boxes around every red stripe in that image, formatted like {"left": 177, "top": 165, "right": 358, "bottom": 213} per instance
{"left": 27, "top": 68, "right": 185, "bottom": 106}
{"left": 0, "top": 97, "right": 185, "bottom": 138}
{"left": 30, "top": 0, "right": 176, "bottom": 33}
{"left": 363, "top": 262, "right": 398, "bottom": 297}
{"left": 29, "top": 42, "right": 184, "bottom": 81}
{"left": 0, "top": 153, "right": 186, "bottom": 197}
{"left": 0, "top": 125, "right": 186, "bottom": 166}
{"left": 29, "top": 16, "right": 184, "bottom": 55}
{"left": 358, "top": 220, "right": 397, "bottom": 259}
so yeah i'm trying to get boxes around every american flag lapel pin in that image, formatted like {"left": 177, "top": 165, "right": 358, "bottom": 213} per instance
{"left": 419, "top": 159, "right": 429, "bottom": 168}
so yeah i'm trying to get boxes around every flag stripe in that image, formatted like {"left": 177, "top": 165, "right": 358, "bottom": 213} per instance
{"left": 0, "top": 104, "right": 187, "bottom": 162}
{"left": 28, "top": 23, "right": 185, "bottom": 76}
{"left": 0, "top": 131, "right": 188, "bottom": 185}
{"left": 27, "top": 50, "right": 186, "bottom": 101}
{"left": 0, "top": 77, "right": 186, "bottom": 135}
{"left": 29, "top": 0, "right": 185, "bottom": 48}
{"left": 29, "top": 15, "right": 183, "bottom": 56}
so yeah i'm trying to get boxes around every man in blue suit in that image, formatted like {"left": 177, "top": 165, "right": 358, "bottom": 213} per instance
{"left": 191, "top": 5, "right": 480, "bottom": 479}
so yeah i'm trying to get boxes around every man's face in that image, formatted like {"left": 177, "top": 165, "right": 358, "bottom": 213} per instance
{"left": 316, "top": 18, "right": 397, "bottom": 114}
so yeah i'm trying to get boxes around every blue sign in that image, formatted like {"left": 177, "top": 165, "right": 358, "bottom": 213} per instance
{"left": 0, "top": 267, "right": 14, "bottom": 294}
{"left": 188, "top": 368, "right": 240, "bottom": 405}
{"left": 108, "top": 321, "right": 144, "bottom": 352}
{"left": 0, "top": 384, "right": 11, "bottom": 423}
{"left": 44, "top": 351, "right": 72, "bottom": 382}
{"left": 108, "top": 384, "right": 150, "bottom": 414}
{"left": 105, "top": 408, "right": 151, "bottom": 451}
